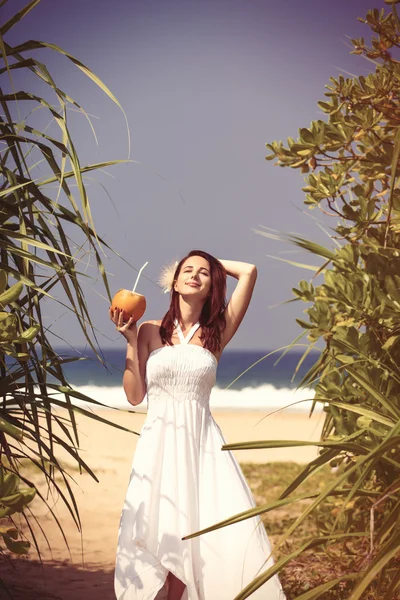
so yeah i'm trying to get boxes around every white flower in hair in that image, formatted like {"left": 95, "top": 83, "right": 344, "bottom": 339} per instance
{"left": 158, "top": 260, "right": 178, "bottom": 293}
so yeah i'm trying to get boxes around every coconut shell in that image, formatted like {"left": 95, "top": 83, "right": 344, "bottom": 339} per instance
{"left": 111, "top": 289, "right": 146, "bottom": 323}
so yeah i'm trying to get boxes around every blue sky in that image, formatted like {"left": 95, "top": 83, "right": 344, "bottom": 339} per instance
{"left": 4, "top": 0, "right": 384, "bottom": 350}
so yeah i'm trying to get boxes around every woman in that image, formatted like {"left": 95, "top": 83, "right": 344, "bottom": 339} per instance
{"left": 111, "top": 250, "right": 286, "bottom": 600}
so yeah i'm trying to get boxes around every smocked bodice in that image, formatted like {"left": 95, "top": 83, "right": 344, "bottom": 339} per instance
{"left": 145, "top": 345, "right": 217, "bottom": 412}
{"left": 145, "top": 320, "right": 217, "bottom": 414}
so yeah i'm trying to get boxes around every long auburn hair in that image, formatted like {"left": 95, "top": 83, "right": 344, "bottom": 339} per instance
{"left": 160, "top": 250, "right": 227, "bottom": 353}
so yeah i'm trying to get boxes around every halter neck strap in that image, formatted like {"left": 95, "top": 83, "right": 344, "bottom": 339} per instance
{"left": 174, "top": 319, "right": 200, "bottom": 345}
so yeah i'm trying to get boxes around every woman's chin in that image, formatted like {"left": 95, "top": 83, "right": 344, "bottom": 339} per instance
{"left": 181, "top": 289, "right": 206, "bottom": 301}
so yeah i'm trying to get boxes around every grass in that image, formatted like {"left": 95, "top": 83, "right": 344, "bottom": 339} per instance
{"left": 241, "top": 461, "right": 397, "bottom": 600}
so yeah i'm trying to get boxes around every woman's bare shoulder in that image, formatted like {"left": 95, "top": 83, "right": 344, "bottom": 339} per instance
{"left": 140, "top": 319, "right": 162, "bottom": 327}
{"left": 138, "top": 320, "right": 162, "bottom": 339}
{"left": 140, "top": 320, "right": 163, "bottom": 352}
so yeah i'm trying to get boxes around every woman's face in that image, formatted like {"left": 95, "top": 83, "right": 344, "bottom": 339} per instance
{"left": 174, "top": 255, "right": 212, "bottom": 301}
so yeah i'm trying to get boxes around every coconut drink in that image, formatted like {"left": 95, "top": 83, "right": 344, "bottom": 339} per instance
{"left": 111, "top": 262, "right": 148, "bottom": 323}
{"left": 111, "top": 289, "right": 146, "bottom": 322}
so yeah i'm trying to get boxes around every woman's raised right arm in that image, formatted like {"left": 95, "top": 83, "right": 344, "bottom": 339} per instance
{"left": 123, "top": 322, "right": 150, "bottom": 406}
{"left": 110, "top": 307, "right": 150, "bottom": 406}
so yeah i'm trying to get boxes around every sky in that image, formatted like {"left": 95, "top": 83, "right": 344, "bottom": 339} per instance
{"left": 4, "top": 0, "right": 385, "bottom": 351}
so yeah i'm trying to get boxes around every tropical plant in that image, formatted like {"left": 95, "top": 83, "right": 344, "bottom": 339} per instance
{"left": 186, "top": 4, "right": 400, "bottom": 599}
{"left": 0, "top": 0, "right": 134, "bottom": 565}
{"left": 0, "top": 465, "right": 35, "bottom": 555}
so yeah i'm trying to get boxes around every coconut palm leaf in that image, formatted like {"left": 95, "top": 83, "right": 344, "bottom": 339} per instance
{"left": 0, "top": 1, "right": 41, "bottom": 36}
{"left": 0, "top": 0, "right": 139, "bottom": 560}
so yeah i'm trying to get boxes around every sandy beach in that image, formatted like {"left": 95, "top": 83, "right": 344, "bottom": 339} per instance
{"left": 1, "top": 409, "right": 324, "bottom": 599}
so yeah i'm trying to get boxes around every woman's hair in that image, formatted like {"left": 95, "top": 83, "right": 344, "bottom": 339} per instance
{"left": 160, "top": 250, "right": 227, "bottom": 353}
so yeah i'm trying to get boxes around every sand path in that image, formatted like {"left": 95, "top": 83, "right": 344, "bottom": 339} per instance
{"left": 0, "top": 409, "right": 324, "bottom": 599}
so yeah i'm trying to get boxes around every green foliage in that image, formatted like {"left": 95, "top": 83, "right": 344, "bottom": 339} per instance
{"left": 0, "top": 466, "right": 34, "bottom": 555}
{"left": 259, "top": 5, "right": 400, "bottom": 599}
{"left": 0, "top": 467, "right": 35, "bottom": 518}
{"left": 0, "top": 0, "right": 135, "bottom": 565}
{"left": 0, "top": 270, "right": 38, "bottom": 358}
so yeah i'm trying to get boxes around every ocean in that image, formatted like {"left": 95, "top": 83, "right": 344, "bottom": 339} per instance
{"left": 33, "top": 347, "right": 322, "bottom": 414}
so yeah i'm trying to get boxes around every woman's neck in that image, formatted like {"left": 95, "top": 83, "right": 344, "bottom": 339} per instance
{"left": 178, "top": 299, "right": 203, "bottom": 331}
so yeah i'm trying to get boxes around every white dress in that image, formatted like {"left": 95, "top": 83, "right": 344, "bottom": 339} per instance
{"left": 114, "top": 321, "right": 286, "bottom": 600}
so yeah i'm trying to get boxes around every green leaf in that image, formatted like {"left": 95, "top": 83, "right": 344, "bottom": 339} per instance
{"left": 0, "top": 0, "right": 41, "bottom": 36}
{"left": 2, "top": 534, "right": 30, "bottom": 555}
{"left": 0, "top": 282, "right": 23, "bottom": 307}
{"left": 0, "top": 270, "right": 7, "bottom": 294}
{"left": 326, "top": 401, "right": 395, "bottom": 428}
{"left": 266, "top": 255, "right": 324, "bottom": 272}
{"left": 382, "top": 334, "right": 400, "bottom": 351}
{"left": 384, "top": 126, "right": 400, "bottom": 246}
{"left": 287, "top": 235, "right": 336, "bottom": 260}
{"left": 296, "top": 318, "right": 314, "bottom": 329}
{"left": 346, "top": 366, "right": 400, "bottom": 419}
{"left": 0, "top": 417, "right": 24, "bottom": 441}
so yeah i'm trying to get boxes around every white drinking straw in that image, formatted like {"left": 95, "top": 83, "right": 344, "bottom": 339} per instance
{"left": 132, "top": 261, "right": 148, "bottom": 293}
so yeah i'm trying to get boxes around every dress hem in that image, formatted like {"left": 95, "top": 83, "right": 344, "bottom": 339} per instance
{"left": 133, "top": 538, "right": 188, "bottom": 600}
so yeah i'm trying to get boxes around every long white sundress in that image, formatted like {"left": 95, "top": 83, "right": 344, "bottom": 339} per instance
{"left": 114, "top": 321, "right": 286, "bottom": 600}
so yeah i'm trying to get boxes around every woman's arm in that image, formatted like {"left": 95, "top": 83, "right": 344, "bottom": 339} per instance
{"left": 123, "top": 323, "right": 149, "bottom": 406}
{"left": 218, "top": 259, "right": 257, "bottom": 348}
{"left": 110, "top": 307, "right": 149, "bottom": 406}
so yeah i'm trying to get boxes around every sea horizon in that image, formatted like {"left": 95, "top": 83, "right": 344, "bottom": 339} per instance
{"left": 8, "top": 347, "right": 323, "bottom": 414}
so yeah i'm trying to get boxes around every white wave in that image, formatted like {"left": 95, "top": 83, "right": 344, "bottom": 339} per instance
{"left": 211, "top": 383, "right": 318, "bottom": 413}
{"left": 23, "top": 383, "right": 320, "bottom": 414}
